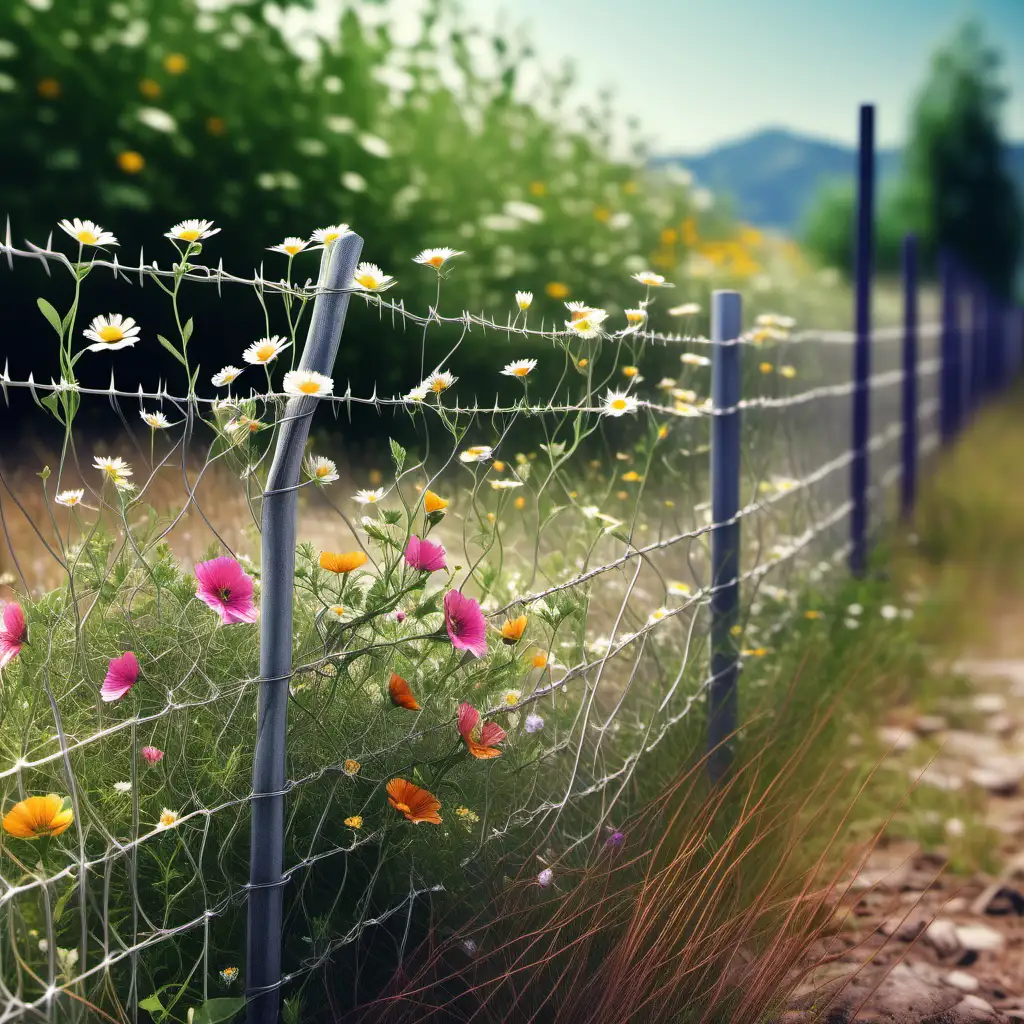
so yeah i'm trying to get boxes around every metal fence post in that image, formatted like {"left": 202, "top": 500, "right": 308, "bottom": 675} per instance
{"left": 900, "top": 233, "right": 918, "bottom": 518}
{"left": 970, "top": 281, "right": 983, "bottom": 415}
{"left": 707, "top": 289, "right": 742, "bottom": 786}
{"left": 850, "top": 103, "right": 874, "bottom": 577}
{"left": 939, "top": 251, "right": 958, "bottom": 444}
{"left": 247, "top": 232, "right": 364, "bottom": 1024}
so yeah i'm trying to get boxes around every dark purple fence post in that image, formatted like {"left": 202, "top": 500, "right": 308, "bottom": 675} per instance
{"left": 939, "top": 251, "right": 958, "bottom": 443}
{"left": 900, "top": 233, "right": 918, "bottom": 518}
{"left": 850, "top": 103, "right": 874, "bottom": 577}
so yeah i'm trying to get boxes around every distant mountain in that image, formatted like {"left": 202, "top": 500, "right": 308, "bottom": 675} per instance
{"left": 653, "top": 127, "right": 1024, "bottom": 235}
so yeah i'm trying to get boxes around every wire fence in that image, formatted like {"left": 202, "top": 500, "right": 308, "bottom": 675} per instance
{"left": 0, "top": 201, "right": 1020, "bottom": 1024}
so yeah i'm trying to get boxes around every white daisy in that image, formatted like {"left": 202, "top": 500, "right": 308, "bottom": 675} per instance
{"left": 353, "top": 488, "right": 385, "bottom": 505}
{"left": 352, "top": 262, "right": 394, "bottom": 291}
{"left": 657, "top": 377, "right": 677, "bottom": 390}
{"left": 673, "top": 402, "right": 703, "bottom": 418}
{"left": 564, "top": 300, "right": 596, "bottom": 321}
{"left": 566, "top": 308, "right": 607, "bottom": 339}
{"left": 82, "top": 313, "right": 140, "bottom": 353}
{"left": 624, "top": 308, "right": 647, "bottom": 325}
{"left": 212, "top": 366, "right": 244, "bottom": 387}
{"left": 404, "top": 384, "right": 429, "bottom": 403}
{"left": 93, "top": 456, "right": 132, "bottom": 487}
{"left": 501, "top": 358, "right": 537, "bottom": 378}
{"left": 304, "top": 455, "right": 338, "bottom": 485}
{"left": 490, "top": 479, "right": 523, "bottom": 490}
{"left": 412, "top": 247, "right": 464, "bottom": 270}
{"left": 503, "top": 689, "right": 522, "bottom": 707}
{"left": 282, "top": 370, "right": 333, "bottom": 397}
{"left": 243, "top": 335, "right": 291, "bottom": 365}
{"left": 459, "top": 445, "right": 493, "bottom": 463}
{"left": 55, "top": 489, "right": 85, "bottom": 507}
{"left": 667, "top": 581, "right": 692, "bottom": 597}
{"left": 425, "top": 370, "right": 456, "bottom": 393}
{"left": 326, "top": 604, "right": 346, "bottom": 622}
{"left": 113, "top": 781, "right": 132, "bottom": 794}
{"left": 755, "top": 313, "right": 795, "bottom": 328}
{"left": 515, "top": 291, "right": 533, "bottom": 310}
{"left": 268, "top": 236, "right": 308, "bottom": 256}
{"left": 58, "top": 218, "right": 118, "bottom": 248}
{"left": 602, "top": 390, "right": 639, "bottom": 417}
{"left": 647, "top": 607, "right": 671, "bottom": 625}
{"left": 165, "top": 219, "right": 220, "bottom": 242}
{"left": 309, "top": 224, "right": 352, "bottom": 248}
{"left": 668, "top": 303, "right": 701, "bottom": 316}
{"left": 680, "top": 352, "right": 711, "bottom": 367}
{"left": 631, "top": 271, "right": 670, "bottom": 288}
{"left": 140, "top": 410, "right": 170, "bottom": 429}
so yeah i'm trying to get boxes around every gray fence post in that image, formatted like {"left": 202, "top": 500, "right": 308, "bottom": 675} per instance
{"left": 707, "top": 290, "right": 742, "bottom": 785}
{"left": 246, "top": 232, "right": 364, "bottom": 1024}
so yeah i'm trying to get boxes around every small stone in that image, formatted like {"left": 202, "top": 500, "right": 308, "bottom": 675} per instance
{"left": 954, "top": 923, "right": 1004, "bottom": 952}
{"left": 945, "top": 970, "right": 980, "bottom": 993}
{"left": 880, "top": 726, "right": 916, "bottom": 751}
{"left": 954, "top": 994, "right": 996, "bottom": 1019}
{"left": 969, "top": 761, "right": 1023, "bottom": 795}
{"left": 910, "top": 764, "right": 964, "bottom": 791}
{"left": 972, "top": 694, "right": 1007, "bottom": 714}
{"left": 914, "top": 714, "right": 948, "bottom": 735}
{"left": 985, "top": 713, "right": 1015, "bottom": 736}
{"left": 924, "top": 918, "right": 961, "bottom": 956}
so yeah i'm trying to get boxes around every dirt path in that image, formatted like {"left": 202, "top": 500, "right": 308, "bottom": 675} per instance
{"left": 786, "top": 622, "right": 1024, "bottom": 1022}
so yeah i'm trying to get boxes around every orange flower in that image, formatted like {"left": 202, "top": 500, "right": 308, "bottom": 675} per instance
{"left": 424, "top": 490, "right": 448, "bottom": 514}
{"left": 532, "top": 653, "right": 548, "bottom": 670}
{"left": 514, "top": 496, "right": 526, "bottom": 510}
{"left": 458, "top": 703, "right": 506, "bottom": 759}
{"left": 386, "top": 778, "right": 441, "bottom": 824}
{"left": 37, "top": 78, "right": 61, "bottom": 99}
{"left": 2, "top": 794, "right": 73, "bottom": 840}
{"left": 205, "top": 116, "right": 227, "bottom": 137}
{"left": 117, "top": 151, "right": 145, "bottom": 174}
{"left": 545, "top": 282, "right": 570, "bottom": 300}
{"left": 389, "top": 673, "right": 421, "bottom": 711}
{"left": 500, "top": 615, "right": 527, "bottom": 645}
{"left": 320, "top": 551, "right": 367, "bottom": 574}
{"left": 139, "top": 78, "right": 162, "bottom": 99}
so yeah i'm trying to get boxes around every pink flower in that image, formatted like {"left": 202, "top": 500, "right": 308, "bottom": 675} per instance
{"left": 458, "top": 702, "right": 506, "bottom": 759}
{"left": 392, "top": 608, "right": 406, "bottom": 623}
{"left": 0, "top": 603, "right": 27, "bottom": 668}
{"left": 405, "top": 535, "right": 447, "bottom": 573}
{"left": 194, "top": 556, "right": 258, "bottom": 625}
{"left": 141, "top": 746, "right": 164, "bottom": 765}
{"left": 101, "top": 652, "right": 140, "bottom": 702}
{"left": 444, "top": 590, "right": 487, "bottom": 658}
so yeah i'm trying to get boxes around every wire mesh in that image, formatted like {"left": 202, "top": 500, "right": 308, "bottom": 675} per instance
{"left": 0, "top": 226, "right": 943, "bottom": 1022}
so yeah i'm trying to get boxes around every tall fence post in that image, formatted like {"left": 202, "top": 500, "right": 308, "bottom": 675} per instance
{"left": 969, "top": 279, "right": 983, "bottom": 416}
{"left": 707, "top": 290, "right": 742, "bottom": 785}
{"left": 247, "top": 232, "right": 364, "bottom": 1024}
{"left": 900, "top": 233, "right": 918, "bottom": 518}
{"left": 850, "top": 102, "right": 874, "bottom": 577}
{"left": 939, "top": 251, "right": 958, "bottom": 444}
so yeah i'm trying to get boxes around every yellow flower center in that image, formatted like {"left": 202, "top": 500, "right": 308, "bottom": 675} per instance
{"left": 98, "top": 325, "right": 125, "bottom": 343}
{"left": 255, "top": 344, "right": 277, "bottom": 362}
{"left": 316, "top": 466, "right": 331, "bottom": 478}
{"left": 431, "top": 379, "right": 447, "bottom": 392}
{"left": 623, "top": 367, "right": 638, "bottom": 377}
{"left": 426, "top": 255, "right": 444, "bottom": 267}
{"left": 395, "top": 801, "right": 411, "bottom": 813}
{"left": 118, "top": 151, "right": 145, "bottom": 173}
{"left": 178, "top": 229, "right": 202, "bottom": 241}
{"left": 77, "top": 230, "right": 99, "bottom": 245}
{"left": 356, "top": 273, "right": 379, "bottom": 289}
{"left": 163, "top": 53, "right": 187, "bottom": 75}
{"left": 611, "top": 399, "right": 627, "bottom": 411}
{"left": 298, "top": 380, "right": 321, "bottom": 394}
{"left": 330, "top": 605, "right": 344, "bottom": 615}
{"left": 513, "top": 366, "right": 530, "bottom": 377}
{"left": 285, "top": 244, "right": 303, "bottom": 255}
{"left": 468, "top": 447, "right": 486, "bottom": 457}
{"left": 322, "top": 232, "right": 340, "bottom": 245}
{"left": 576, "top": 319, "right": 592, "bottom": 332}
{"left": 626, "top": 312, "right": 645, "bottom": 323}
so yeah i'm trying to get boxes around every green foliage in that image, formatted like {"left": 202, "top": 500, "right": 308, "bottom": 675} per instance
{"left": 802, "top": 20, "right": 1022, "bottom": 293}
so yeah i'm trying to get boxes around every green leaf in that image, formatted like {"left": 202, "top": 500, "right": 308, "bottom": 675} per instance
{"left": 192, "top": 997, "right": 245, "bottom": 1024}
{"left": 40, "top": 393, "right": 63, "bottom": 422}
{"left": 37, "top": 298, "right": 63, "bottom": 338}
{"left": 389, "top": 438, "right": 406, "bottom": 472}
{"left": 182, "top": 317, "right": 194, "bottom": 345}
{"left": 157, "top": 334, "right": 187, "bottom": 366}
{"left": 139, "top": 993, "right": 165, "bottom": 1018}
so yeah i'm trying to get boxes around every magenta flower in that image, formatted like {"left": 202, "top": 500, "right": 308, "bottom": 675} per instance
{"left": 141, "top": 745, "right": 164, "bottom": 765}
{"left": 194, "top": 556, "right": 258, "bottom": 625}
{"left": 457, "top": 702, "right": 506, "bottom": 758}
{"left": 444, "top": 590, "right": 487, "bottom": 658}
{"left": 405, "top": 535, "right": 447, "bottom": 573}
{"left": 101, "top": 652, "right": 140, "bottom": 702}
{"left": 0, "top": 603, "right": 27, "bottom": 668}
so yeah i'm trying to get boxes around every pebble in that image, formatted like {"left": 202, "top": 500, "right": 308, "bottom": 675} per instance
{"left": 880, "top": 726, "right": 916, "bottom": 751}
{"left": 914, "top": 714, "right": 948, "bottom": 735}
{"left": 944, "top": 970, "right": 980, "bottom": 993}
{"left": 971, "top": 694, "right": 1007, "bottom": 715}
{"left": 954, "top": 922, "right": 1004, "bottom": 952}
{"left": 924, "top": 918, "right": 960, "bottom": 956}
{"left": 954, "top": 994, "right": 996, "bottom": 1019}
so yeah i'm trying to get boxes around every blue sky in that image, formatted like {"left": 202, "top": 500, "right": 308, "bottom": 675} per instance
{"left": 469, "top": 0, "right": 1024, "bottom": 153}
